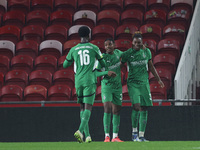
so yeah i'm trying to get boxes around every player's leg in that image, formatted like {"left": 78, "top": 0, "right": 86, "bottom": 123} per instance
{"left": 103, "top": 102, "right": 112, "bottom": 142}
{"left": 132, "top": 103, "right": 140, "bottom": 141}
{"left": 80, "top": 104, "right": 91, "bottom": 142}
{"left": 138, "top": 83, "right": 153, "bottom": 142}
{"left": 111, "top": 92, "right": 123, "bottom": 142}
{"left": 139, "top": 106, "right": 149, "bottom": 142}
{"left": 102, "top": 90, "right": 113, "bottom": 142}
{"left": 75, "top": 84, "right": 96, "bottom": 143}
{"left": 74, "top": 87, "right": 84, "bottom": 143}
{"left": 128, "top": 83, "right": 140, "bottom": 141}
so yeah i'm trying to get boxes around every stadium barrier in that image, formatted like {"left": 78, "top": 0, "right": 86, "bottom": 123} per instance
{"left": 174, "top": 0, "right": 200, "bottom": 102}
{"left": 0, "top": 103, "right": 200, "bottom": 142}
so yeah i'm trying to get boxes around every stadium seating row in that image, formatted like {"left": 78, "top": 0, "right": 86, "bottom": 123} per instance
{"left": 0, "top": 23, "right": 186, "bottom": 50}
{"left": 0, "top": 8, "right": 191, "bottom": 32}
{"left": 0, "top": 83, "right": 167, "bottom": 102}
{"left": 0, "top": 0, "right": 193, "bottom": 15}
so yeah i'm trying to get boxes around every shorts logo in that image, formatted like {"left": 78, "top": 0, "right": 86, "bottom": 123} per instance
{"left": 103, "top": 95, "right": 106, "bottom": 100}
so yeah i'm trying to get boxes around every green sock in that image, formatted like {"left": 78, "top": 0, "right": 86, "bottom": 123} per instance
{"left": 139, "top": 111, "right": 148, "bottom": 133}
{"left": 112, "top": 114, "right": 120, "bottom": 134}
{"left": 80, "top": 111, "right": 90, "bottom": 137}
{"left": 79, "top": 109, "right": 91, "bottom": 134}
{"left": 131, "top": 109, "right": 139, "bottom": 128}
{"left": 103, "top": 113, "right": 111, "bottom": 134}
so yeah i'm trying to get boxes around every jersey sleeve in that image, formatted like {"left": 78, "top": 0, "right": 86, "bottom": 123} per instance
{"left": 146, "top": 48, "right": 152, "bottom": 60}
{"left": 63, "top": 48, "right": 74, "bottom": 68}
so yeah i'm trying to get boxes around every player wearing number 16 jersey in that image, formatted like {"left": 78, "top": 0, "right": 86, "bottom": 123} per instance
{"left": 63, "top": 26, "right": 116, "bottom": 143}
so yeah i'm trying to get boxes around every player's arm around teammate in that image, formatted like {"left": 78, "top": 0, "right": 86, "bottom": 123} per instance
{"left": 97, "top": 39, "right": 124, "bottom": 142}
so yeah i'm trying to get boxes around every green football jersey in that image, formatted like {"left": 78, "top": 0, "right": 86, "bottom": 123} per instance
{"left": 121, "top": 48, "right": 152, "bottom": 86}
{"left": 97, "top": 49, "right": 123, "bottom": 89}
{"left": 66, "top": 42, "right": 103, "bottom": 88}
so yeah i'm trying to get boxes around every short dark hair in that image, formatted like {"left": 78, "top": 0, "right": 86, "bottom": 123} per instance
{"left": 104, "top": 38, "right": 115, "bottom": 43}
{"left": 78, "top": 26, "right": 90, "bottom": 37}
{"left": 132, "top": 31, "right": 143, "bottom": 39}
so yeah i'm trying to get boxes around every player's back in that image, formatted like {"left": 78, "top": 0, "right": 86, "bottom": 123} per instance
{"left": 70, "top": 42, "right": 102, "bottom": 87}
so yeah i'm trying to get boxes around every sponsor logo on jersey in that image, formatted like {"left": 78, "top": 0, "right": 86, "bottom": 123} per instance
{"left": 130, "top": 60, "right": 147, "bottom": 66}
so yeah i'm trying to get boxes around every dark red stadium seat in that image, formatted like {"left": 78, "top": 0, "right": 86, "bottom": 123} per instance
{"left": 8, "top": 0, "right": 30, "bottom": 14}
{"left": 3, "top": 10, "right": 25, "bottom": 29}
{"left": 0, "top": 55, "right": 10, "bottom": 75}
{"left": 95, "top": 85, "right": 101, "bottom": 100}
{"left": 163, "top": 24, "right": 185, "bottom": 47}
{"left": 153, "top": 53, "right": 176, "bottom": 75}
{"left": 21, "top": 25, "right": 44, "bottom": 44}
{"left": 48, "top": 84, "right": 72, "bottom": 101}
{"left": 157, "top": 39, "right": 181, "bottom": 61}
{"left": 50, "top": 10, "right": 72, "bottom": 29}
{"left": 31, "top": 0, "right": 53, "bottom": 14}
{"left": 5, "top": 70, "right": 28, "bottom": 89}
{"left": 97, "top": 10, "right": 120, "bottom": 29}
{"left": 147, "top": 0, "right": 170, "bottom": 13}
{"left": 68, "top": 25, "right": 91, "bottom": 40}
{"left": 121, "top": 63, "right": 127, "bottom": 75}
{"left": 0, "top": 72, "right": 4, "bottom": 89}
{"left": 124, "top": 0, "right": 147, "bottom": 13}
{"left": 122, "top": 84, "right": 130, "bottom": 100}
{"left": 150, "top": 83, "right": 167, "bottom": 100}
{"left": 58, "top": 55, "right": 74, "bottom": 71}
{"left": 11, "top": 55, "right": 33, "bottom": 74}
{"left": 0, "top": 25, "right": 20, "bottom": 44}
{"left": 0, "top": 40, "right": 15, "bottom": 59}
{"left": 167, "top": 8, "right": 191, "bottom": 30}
{"left": 0, "top": 85, "right": 23, "bottom": 102}
{"left": 100, "top": 0, "right": 123, "bottom": 13}
{"left": 115, "top": 24, "right": 138, "bottom": 40}
{"left": 73, "top": 10, "right": 96, "bottom": 29}
{"left": 45, "top": 25, "right": 68, "bottom": 44}
{"left": 144, "top": 9, "right": 167, "bottom": 29}
{"left": 39, "top": 40, "right": 62, "bottom": 59}
{"left": 26, "top": 10, "right": 49, "bottom": 29}
{"left": 171, "top": 0, "right": 193, "bottom": 15}
{"left": 120, "top": 9, "right": 143, "bottom": 29}
{"left": 53, "top": 69, "right": 75, "bottom": 89}
{"left": 34, "top": 55, "right": 57, "bottom": 74}
{"left": 92, "top": 25, "right": 115, "bottom": 40}
{"left": 54, "top": 0, "right": 77, "bottom": 14}
{"left": 71, "top": 87, "right": 77, "bottom": 100}
{"left": 114, "top": 39, "right": 132, "bottom": 52}
{"left": 149, "top": 68, "right": 172, "bottom": 91}
{"left": 63, "top": 40, "right": 80, "bottom": 55}
{"left": 90, "top": 39, "right": 106, "bottom": 53}
{"left": 143, "top": 39, "right": 157, "bottom": 59}
{"left": 139, "top": 24, "right": 162, "bottom": 43}
{"left": 16, "top": 40, "right": 39, "bottom": 59}
{"left": 77, "top": 0, "right": 100, "bottom": 14}
{"left": 23, "top": 85, "right": 47, "bottom": 101}
{"left": 29, "top": 70, "right": 52, "bottom": 89}
{"left": 0, "top": 0, "right": 7, "bottom": 16}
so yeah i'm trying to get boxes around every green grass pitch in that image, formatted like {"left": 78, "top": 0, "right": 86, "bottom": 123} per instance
{"left": 0, "top": 141, "right": 200, "bottom": 150}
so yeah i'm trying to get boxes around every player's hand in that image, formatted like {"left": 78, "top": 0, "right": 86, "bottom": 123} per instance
{"left": 158, "top": 80, "right": 165, "bottom": 88}
{"left": 142, "top": 44, "right": 147, "bottom": 50}
{"left": 108, "top": 71, "right": 117, "bottom": 77}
